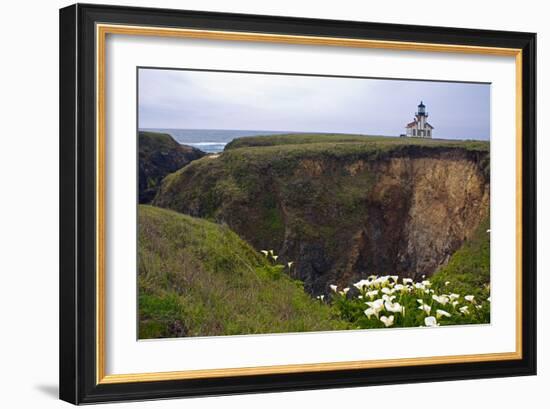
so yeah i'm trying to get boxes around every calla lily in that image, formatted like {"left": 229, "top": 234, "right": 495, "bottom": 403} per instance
{"left": 445, "top": 281, "right": 451, "bottom": 286}
{"left": 329, "top": 284, "right": 338, "bottom": 292}
{"left": 403, "top": 278, "right": 413, "bottom": 285}
{"left": 260, "top": 250, "right": 269, "bottom": 256}
{"left": 449, "top": 293, "right": 460, "bottom": 301}
{"left": 381, "top": 287, "right": 395, "bottom": 295}
{"left": 394, "top": 284, "right": 405, "bottom": 292}
{"left": 353, "top": 279, "right": 370, "bottom": 291}
{"left": 287, "top": 261, "right": 294, "bottom": 268}
{"left": 418, "top": 304, "right": 432, "bottom": 314}
{"left": 391, "top": 275, "right": 399, "bottom": 283}
{"left": 364, "top": 308, "right": 377, "bottom": 318}
{"left": 432, "top": 294, "right": 450, "bottom": 305}
{"left": 385, "top": 301, "right": 403, "bottom": 313}
{"left": 366, "top": 290, "right": 379, "bottom": 298}
{"left": 436, "top": 309, "right": 451, "bottom": 318}
{"left": 459, "top": 306, "right": 470, "bottom": 315}
{"left": 380, "top": 315, "right": 395, "bottom": 327}
{"left": 465, "top": 295, "right": 475, "bottom": 303}
{"left": 424, "top": 316, "right": 439, "bottom": 327}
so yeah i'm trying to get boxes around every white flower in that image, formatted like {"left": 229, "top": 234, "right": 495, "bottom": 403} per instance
{"left": 341, "top": 287, "right": 350, "bottom": 295}
{"left": 417, "top": 299, "right": 424, "bottom": 305}
{"left": 329, "top": 284, "right": 338, "bottom": 292}
{"left": 422, "top": 275, "right": 426, "bottom": 279}
{"left": 391, "top": 275, "right": 399, "bottom": 283}
{"left": 487, "top": 297, "right": 491, "bottom": 302}
{"left": 394, "top": 284, "right": 405, "bottom": 292}
{"left": 476, "top": 305, "right": 483, "bottom": 310}
{"left": 382, "top": 294, "right": 396, "bottom": 303}
{"left": 316, "top": 295, "right": 324, "bottom": 301}
{"left": 366, "top": 299, "right": 384, "bottom": 310}
{"left": 381, "top": 287, "right": 395, "bottom": 295}
{"left": 459, "top": 306, "right": 470, "bottom": 315}
{"left": 432, "top": 294, "right": 450, "bottom": 305}
{"left": 260, "top": 250, "right": 269, "bottom": 256}
{"left": 452, "top": 301, "right": 459, "bottom": 307}
{"left": 272, "top": 255, "right": 279, "bottom": 261}
{"left": 465, "top": 295, "right": 475, "bottom": 303}
{"left": 385, "top": 301, "right": 403, "bottom": 313}
{"left": 366, "top": 290, "right": 379, "bottom": 298}
{"left": 269, "top": 250, "right": 274, "bottom": 256}
{"left": 287, "top": 261, "right": 294, "bottom": 268}
{"left": 418, "top": 304, "right": 432, "bottom": 314}
{"left": 422, "top": 280, "right": 431, "bottom": 287}
{"left": 436, "top": 309, "right": 451, "bottom": 318}
{"left": 353, "top": 279, "right": 370, "bottom": 291}
{"left": 403, "top": 278, "right": 413, "bottom": 285}
{"left": 449, "top": 293, "right": 460, "bottom": 301}
{"left": 380, "top": 315, "right": 395, "bottom": 327}
{"left": 424, "top": 316, "right": 439, "bottom": 327}
{"left": 364, "top": 308, "right": 378, "bottom": 318}
{"left": 414, "top": 283, "right": 425, "bottom": 290}
{"left": 445, "top": 281, "right": 451, "bottom": 286}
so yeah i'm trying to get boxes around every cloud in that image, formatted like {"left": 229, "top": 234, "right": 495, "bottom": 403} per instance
{"left": 138, "top": 68, "right": 490, "bottom": 140}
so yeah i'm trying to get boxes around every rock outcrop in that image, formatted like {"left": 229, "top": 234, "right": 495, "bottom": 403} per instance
{"left": 138, "top": 131, "right": 205, "bottom": 203}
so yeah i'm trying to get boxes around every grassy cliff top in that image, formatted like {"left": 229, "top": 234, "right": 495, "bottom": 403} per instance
{"left": 225, "top": 133, "right": 489, "bottom": 152}
{"left": 139, "top": 131, "right": 181, "bottom": 153}
{"left": 138, "top": 205, "right": 348, "bottom": 338}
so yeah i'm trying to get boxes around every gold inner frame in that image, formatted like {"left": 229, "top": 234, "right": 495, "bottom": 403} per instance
{"left": 95, "top": 23, "right": 523, "bottom": 385}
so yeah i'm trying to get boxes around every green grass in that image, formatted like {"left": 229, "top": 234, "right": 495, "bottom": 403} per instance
{"left": 225, "top": 133, "right": 489, "bottom": 152}
{"left": 138, "top": 205, "right": 349, "bottom": 338}
{"left": 431, "top": 217, "right": 491, "bottom": 299}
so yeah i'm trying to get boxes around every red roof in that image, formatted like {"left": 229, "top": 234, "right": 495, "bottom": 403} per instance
{"left": 406, "top": 121, "right": 417, "bottom": 128}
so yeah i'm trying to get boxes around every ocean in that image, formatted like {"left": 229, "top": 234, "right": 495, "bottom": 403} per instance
{"left": 141, "top": 128, "right": 296, "bottom": 154}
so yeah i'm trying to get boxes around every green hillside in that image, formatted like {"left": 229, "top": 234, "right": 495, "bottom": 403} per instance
{"left": 225, "top": 133, "right": 489, "bottom": 152}
{"left": 138, "top": 205, "right": 348, "bottom": 338}
{"left": 431, "top": 217, "right": 491, "bottom": 299}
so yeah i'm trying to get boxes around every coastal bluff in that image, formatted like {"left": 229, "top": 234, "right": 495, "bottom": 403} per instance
{"left": 153, "top": 134, "right": 490, "bottom": 295}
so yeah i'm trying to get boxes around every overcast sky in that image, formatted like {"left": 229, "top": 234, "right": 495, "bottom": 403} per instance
{"left": 138, "top": 68, "right": 490, "bottom": 140}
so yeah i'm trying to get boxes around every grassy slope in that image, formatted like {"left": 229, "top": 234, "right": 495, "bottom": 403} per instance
{"left": 138, "top": 205, "right": 348, "bottom": 338}
{"left": 431, "top": 217, "right": 491, "bottom": 298}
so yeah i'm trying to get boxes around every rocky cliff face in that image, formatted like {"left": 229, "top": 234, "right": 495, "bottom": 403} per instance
{"left": 139, "top": 131, "right": 205, "bottom": 203}
{"left": 154, "top": 138, "right": 489, "bottom": 295}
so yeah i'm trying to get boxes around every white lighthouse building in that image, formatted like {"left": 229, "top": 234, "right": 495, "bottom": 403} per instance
{"left": 405, "top": 101, "right": 434, "bottom": 138}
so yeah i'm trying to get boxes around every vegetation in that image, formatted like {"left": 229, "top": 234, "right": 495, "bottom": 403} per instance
{"left": 138, "top": 205, "right": 349, "bottom": 339}
{"left": 225, "top": 133, "right": 489, "bottom": 152}
{"left": 327, "top": 273, "right": 489, "bottom": 329}
{"left": 325, "top": 216, "right": 490, "bottom": 329}
{"left": 430, "top": 217, "right": 491, "bottom": 299}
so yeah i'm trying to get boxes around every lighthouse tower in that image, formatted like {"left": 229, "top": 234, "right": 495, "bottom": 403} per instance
{"left": 405, "top": 101, "right": 434, "bottom": 138}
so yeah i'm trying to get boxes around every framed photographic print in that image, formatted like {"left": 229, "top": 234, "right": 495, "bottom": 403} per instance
{"left": 59, "top": 3, "right": 536, "bottom": 404}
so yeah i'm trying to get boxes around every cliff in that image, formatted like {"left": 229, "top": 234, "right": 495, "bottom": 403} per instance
{"left": 154, "top": 135, "right": 490, "bottom": 295}
{"left": 138, "top": 131, "right": 205, "bottom": 203}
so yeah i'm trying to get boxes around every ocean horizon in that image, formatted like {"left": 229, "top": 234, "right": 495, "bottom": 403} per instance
{"left": 140, "top": 128, "right": 299, "bottom": 153}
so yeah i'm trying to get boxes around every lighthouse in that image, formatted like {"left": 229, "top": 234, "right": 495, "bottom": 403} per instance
{"left": 405, "top": 101, "right": 434, "bottom": 138}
